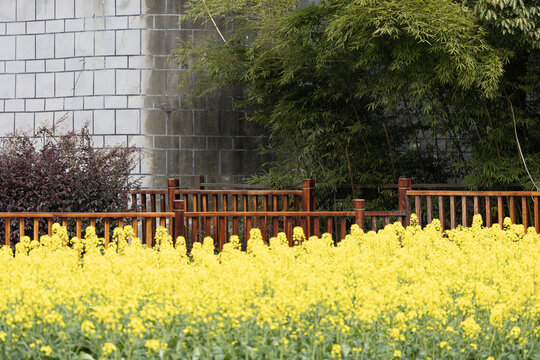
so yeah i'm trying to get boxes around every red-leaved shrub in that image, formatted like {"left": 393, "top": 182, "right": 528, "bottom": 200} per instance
{"left": 0, "top": 123, "right": 140, "bottom": 243}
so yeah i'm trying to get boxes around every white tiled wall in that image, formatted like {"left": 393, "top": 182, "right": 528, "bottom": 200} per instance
{"left": 0, "top": 0, "right": 261, "bottom": 188}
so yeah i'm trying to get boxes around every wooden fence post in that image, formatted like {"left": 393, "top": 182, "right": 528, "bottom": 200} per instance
{"left": 353, "top": 199, "right": 365, "bottom": 231}
{"left": 173, "top": 199, "right": 185, "bottom": 243}
{"left": 398, "top": 177, "right": 412, "bottom": 227}
{"left": 194, "top": 175, "right": 205, "bottom": 190}
{"left": 167, "top": 178, "right": 179, "bottom": 212}
{"left": 168, "top": 178, "right": 179, "bottom": 236}
{"left": 302, "top": 179, "right": 315, "bottom": 236}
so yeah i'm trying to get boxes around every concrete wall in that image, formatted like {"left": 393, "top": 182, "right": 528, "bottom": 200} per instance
{"left": 0, "top": 0, "right": 264, "bottom": 188}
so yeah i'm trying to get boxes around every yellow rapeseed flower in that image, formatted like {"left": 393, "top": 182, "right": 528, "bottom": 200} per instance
{"left": 40, "top": 345, "right": 52, "bottom": 356}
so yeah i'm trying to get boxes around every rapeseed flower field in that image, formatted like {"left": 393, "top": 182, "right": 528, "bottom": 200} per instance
{"left": 0, "top": 215, "right": 538, "bottom": 359}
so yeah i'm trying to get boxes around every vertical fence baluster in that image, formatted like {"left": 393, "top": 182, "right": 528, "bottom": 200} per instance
{"left": 243, "top": 196, "right": 248, "bottom": 237}
{"left": 438, "top": 196, "right": 445, "bottom": 230}
{"left": 131, "top": 194, "right": 137, "bottom": 211}
{"left": 313, "top": 216, "right": 320, "bottom": 237}
{"left": 340, "top": 218, "right": 346, "bottom": 241}
{"left": 273, "top": 195, "right": 279, "bottom": 237}
{"left": 509, "top": 197, "right": 516, "bottom": 224}
{"left": 302, "top": 179, "right": 315, "bottom": 237}
{"left": 522, "top": 196, "right": 528, "bottom": 230}
{"left": 150, "top": 194, "right": 156, "bottom": 237}
{"left": 219, "top": 215, "right": 226, "bottom": 250}
{"left": 132, "top": 218, "right": 138, "bottom": 237}
{"left": 213, "top": 195, "right": 219, "bottom": 239}
{"left": 535, "top": 197, "right": 539, "bottom": 234}
{"left": 474, "top": 196, "right": 479, "bottom": 215}
{"left": 192, "top": 194, "right": 198, "bottom": 244}
{"left": 415, "top": 195, "right": 421, "bottom": 227}
{"left": 485, "top": 197, "right": 492, "bottom": 227}
{"left": 246, "top": 216, "right": 252, "bottom": 238}
{"left": 141, "top": 194, "right": 147, "bottom": 240}
{"left": 450, "top": 196, "right": 456, "bottom": 229}
{"left": 426, "top": 196, "right": 432, "bottom": 224}
{"left": 223, "top": 195, "right": 229, "bottom": 242}
{"left": 183, "top": 194, "right": 188, "bottom": 210}
{"left": 262, "top": 195, "right": 268, "bottom": 242}
{"left": 33, "top": 218, "right": 39, "bottom": 242}
{"left": 48, "top": 218, "right": 53, "bottom": 236}
{"left": 497, "top": 196, "right": 504, "bottom": 227}
{"left": 371, "top": 217, "right": 377, "bottom": 231}
{"left": 76, "top": 218, "right": 82, "bottom": 238}
{"left": 104, "top": 218, "right": 110, "bottom": 247}
{"left": 294, "top": 195, "right": 300, "bottom": 226}
{"left": 202, "top": 194, "right": 208, "bottom": 236}
{"left": 252, "top": 195, "right": 257, "bottom": 221}
{"left": 233, "top": 195, "right": 239, "bottom": 235}
{"left": 461, "top": 196, "right": 468, "bottom": 227}
{"left": 5, "top": 218, "right": 10, "bottom": 247}
{"left": 19, "top": 218, "right": 25, "bottom": 240}
{"left": 286, "top": 216, "right": 293, "bottom": 246}
{"left": 145, "top": 217, "right": 152, "bottom": 247}
{"left": 160, "top": 194, "right": 166, "bottom": 227}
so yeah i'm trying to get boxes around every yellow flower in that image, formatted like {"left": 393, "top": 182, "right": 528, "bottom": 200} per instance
{"left": 393, "top": 349, "right": 402, "bottom": 358}
{"left": 145, "top": 339, "right": 167, "bottom": 352}
{"left": 81, "top": 320, "right": 96, "bottom": 336}
{"left": 331, "top": 344, "right": 342, "bottom": 358}
{"left": 439, "top": 341, "right": 451, "bottom": 350}
{"left": 507, "top": 326, "right": 521, "bottom": 339}
{"left": 461, "top": 316, "right": 481, "bottom": 338}
{"left": 40, "top": 345, "right": 52, "bottom": 356}
{"left": 389, "top": 328, "right": 401, "bottom": 339}
{"left": 102, "top": 342, "right": 117, "bottom": 355}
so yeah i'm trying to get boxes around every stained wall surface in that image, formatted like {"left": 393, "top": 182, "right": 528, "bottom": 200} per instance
{"left": 0, "top": 0, "right": 263, "bottom": 188}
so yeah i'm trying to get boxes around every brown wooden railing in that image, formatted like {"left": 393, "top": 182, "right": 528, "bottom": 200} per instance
{"left": 7, "top": 176, "right": 535, "bottom": 249}
{"left": 407, "top": 190, "right": 540, "bottom": 232}
{"left": 169, "top": 198, "right": 408, "bottom": 250}
{"left": 182, "top": 210, "right": 355, "bottom": 250}
{"left": 127, "top": 178, "right": 410, "bottom": 246}
{"left": 0, "top": 212, "right": 173, "bottom": 247}
{"left": 128, "top": 189, "right": 169, "bottom": 242}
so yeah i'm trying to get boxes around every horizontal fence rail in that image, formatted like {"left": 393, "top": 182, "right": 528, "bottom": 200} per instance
{"left": 0, "top": 212, "right": 174, "bottom": 247}
{"left": 407, "top": 190, "right": 540, "bottom": 233}
{"left": 364, "top": 211, "right": 408, "bottom": 231}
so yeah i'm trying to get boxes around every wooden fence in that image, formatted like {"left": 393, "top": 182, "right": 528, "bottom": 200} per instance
{"left": 169, "top": 198, "right": 407, "bottom": 251}
{"left": 0, "top": 212, "right": 173, "bottom": 247}
{"left": 1, "top": 177, "right": 538, "bottom": 248}
{"left": 407, "top": 189, "right": 540, "bottom": 232}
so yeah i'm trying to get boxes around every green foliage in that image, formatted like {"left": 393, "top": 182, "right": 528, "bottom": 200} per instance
{"left": 175, "top": 0, "right": 540, "bottom": 208}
